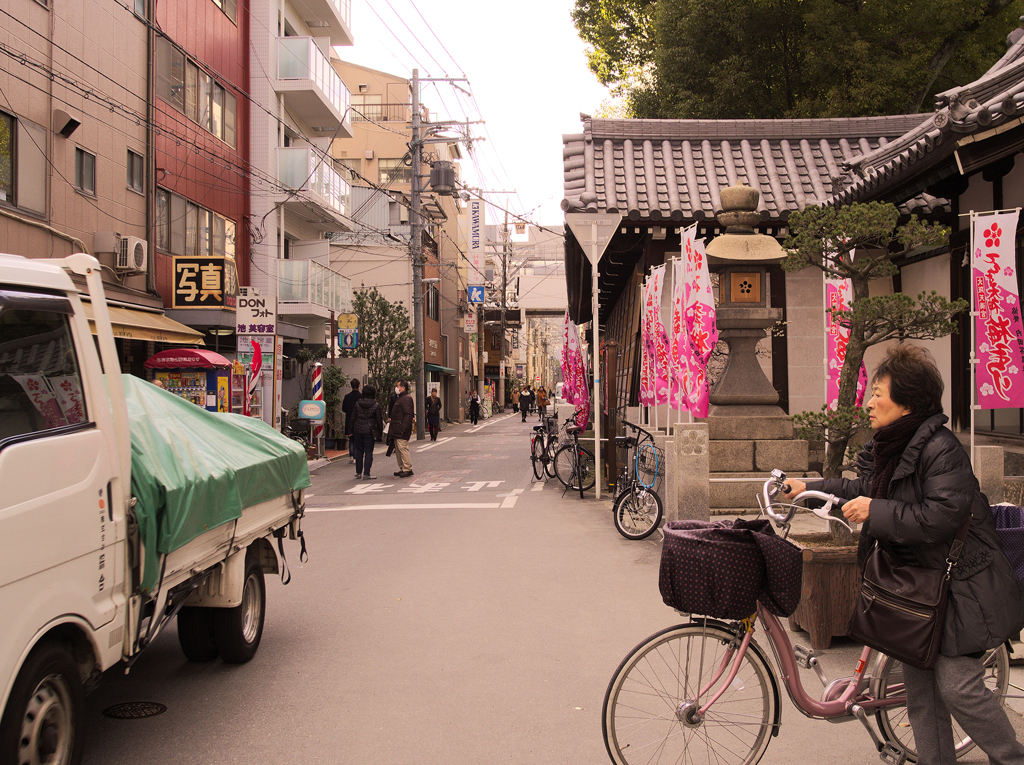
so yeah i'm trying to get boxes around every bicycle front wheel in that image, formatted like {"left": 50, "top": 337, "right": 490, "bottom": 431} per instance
{"left": 531, "top": 435, "right": 545, "bottom": 480}
{"left": 613, "top": 486, "right": 663, "bottom": 540}
{"left": 875, "top": 644, "right": 1009, "bottom": 761}
{"left": 554, "top": 444, "right": 595, "bottom": 491}
{"left": 603, "top": 621, "right": 778, "bottom": 765}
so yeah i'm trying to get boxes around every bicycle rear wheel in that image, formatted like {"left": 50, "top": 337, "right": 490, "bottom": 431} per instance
{"left": 531, "top": 435, "right": 545, "bottom": 480}
{"left": 603, "top": 621, "right": 777, "bottom": 765}
{"left": 554, "top": 444, "right": 595, "bottom": 491}
{"left": 613, "top": 486, "right": 663, "bottom": 540}
{"left": 874, "top": 644, "right": 1009, "bottom": 761}
{"left": 544, "top": 438, "right": 558, "bottom": 478}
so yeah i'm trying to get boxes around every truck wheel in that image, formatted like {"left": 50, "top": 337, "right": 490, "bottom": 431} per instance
{"left": 213, "top": 555, "right": 266, "bottom": 663}
{"left": 0, "top": 642, "right": 84, "bottom": 765}
{"left": 177, "top": 607, "right": 218, "bottom": 662}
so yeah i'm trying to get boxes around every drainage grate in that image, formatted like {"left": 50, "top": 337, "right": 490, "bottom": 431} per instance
{"left": 102, "top": 701, "right": 167, "bottom": 719}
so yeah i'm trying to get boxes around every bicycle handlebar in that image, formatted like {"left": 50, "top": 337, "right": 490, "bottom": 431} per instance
{"left": 760, "top": 470, "right": 853, "bottom": 532}
{"left": 621, "top": 419, "right": 655, "bottom": 444}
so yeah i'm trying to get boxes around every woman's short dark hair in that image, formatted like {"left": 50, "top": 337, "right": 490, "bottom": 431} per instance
{"left": 872, "top": 344, "right": 943, "bottom": 416}
{"left": 362, "top": 385, "right": 377, "bottom": 399}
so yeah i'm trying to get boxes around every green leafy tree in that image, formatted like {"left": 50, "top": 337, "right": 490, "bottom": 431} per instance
{"left": 783, "top": 203, "right": 965, "bottom": 541}
{"left": 574, "top": 0, "right": 1022, "bottom": 119}
{"left": 345, "top": 287, "right": 422, "bottom": 413}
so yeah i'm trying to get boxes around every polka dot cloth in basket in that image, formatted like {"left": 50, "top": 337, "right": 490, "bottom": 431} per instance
{"left": 659, "top": 519, "right": 804, "bottom": 620}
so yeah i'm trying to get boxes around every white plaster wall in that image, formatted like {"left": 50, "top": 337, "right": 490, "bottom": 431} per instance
{"left": 785, "top": 267, "right": 826, "bottom": 415}
{"left": 899, "top": 254, "right": 954, "bottom": 417}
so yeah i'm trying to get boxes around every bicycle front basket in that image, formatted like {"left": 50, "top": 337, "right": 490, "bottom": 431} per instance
{"left": 659, "top": 519, "right": 803, "bottom": 619}
{"left": 635, "top": 444, "right": 665, "bottom": 482}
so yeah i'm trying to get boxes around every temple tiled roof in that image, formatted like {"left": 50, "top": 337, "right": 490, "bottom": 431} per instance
{"left": 562, "top": 115, "right": 931, "bottom": 222}
{"left": 829, "top": 31, "right": 1024, "bottom": 206}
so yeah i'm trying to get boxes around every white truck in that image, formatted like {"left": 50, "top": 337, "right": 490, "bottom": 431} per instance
{"left": 0, "top": 253, "right": 310, "bottom": 764}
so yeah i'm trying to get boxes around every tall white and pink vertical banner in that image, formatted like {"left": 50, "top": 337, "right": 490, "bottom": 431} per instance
{"left": 973, "top": 210, "right": 1024, "bottom": 411}
{"left": 665, "top": 226, "right": 718, "bottom": 418}
{"left": 561, "top": 310, "right": 591, "bottom": 428}
{"left": 641, "top": 265, "right": 671, "bottom": 409}
{"left": 824, "top": 264, "right": 867, "bottom": 409}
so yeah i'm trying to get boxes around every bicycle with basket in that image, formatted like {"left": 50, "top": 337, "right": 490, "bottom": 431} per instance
{"left": 601, "top": 469, "right": 1014, "bottom": 765}
{"left": 610, "top": 419, "right": 664, "bottom": 540}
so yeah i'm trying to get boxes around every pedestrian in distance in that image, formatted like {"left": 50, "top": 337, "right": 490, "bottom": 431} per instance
{"left": 520, "top": 385, "right": 534, "bottom": 422}
{"left": 426, "top": 388, "right": 442, "bottom": 441}
{"left": 341, "top": 378, "right": 361, "bottom": 464}
{"left": 389, "top": 380, "right": 415, "bottom": 477}
{"left": 511, "top": 387, "right": 520, "bottom": 414}
{"left": 536, "top": 386, "right": 548, "bottom": 421}
{"left": 468, "top": 391, "right": 481, "bottom": 425}
{"left": 784, "top": 344, "right": 1024, "bottom": 765}
{"left": 350, "top": 385, "right": 383, "bottom": 480}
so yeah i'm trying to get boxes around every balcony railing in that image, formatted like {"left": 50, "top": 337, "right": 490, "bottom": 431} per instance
{"left": 278, "top": 259, "right": 353, "bottom": 314}
{"left": 350, "top": 103, "right": 410, "bottom": 123}
{"left": 278, "top": 147, "right": 350, "bottom": 220}
{"left": 277, "top": 36, "right": 350, "bottom": 121}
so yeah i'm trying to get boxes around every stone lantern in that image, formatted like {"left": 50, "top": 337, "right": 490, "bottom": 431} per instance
{"left": 705, "top": 184, "right": 786, "bottom": 417}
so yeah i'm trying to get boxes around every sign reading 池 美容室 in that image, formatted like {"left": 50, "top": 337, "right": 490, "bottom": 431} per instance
{"left": 236, "top": 292, "right": 277, "bottom": 336}
{"left": 172, "top": 257, "right": 238, "bottom": 309}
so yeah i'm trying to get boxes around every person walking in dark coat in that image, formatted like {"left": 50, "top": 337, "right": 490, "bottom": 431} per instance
{"left": 389, "top": 380, "right": 414, "bottom": 477}
{"left": 425, "top": 388, "right": 442, "bottom": 441}
{"left": 468, "top": 391, "right": 481, "bottom": 425}
{"left": 350, "top": 385, "right": 383, "bottom": 480}
{"left": 785, "top": 344, "right": 1024, "bottom": 765}
{"left": 341, "top": 378, "right": 362, "bottom": 463}
{"left": 520, "top": 385, "right": 534, "bottom": 422}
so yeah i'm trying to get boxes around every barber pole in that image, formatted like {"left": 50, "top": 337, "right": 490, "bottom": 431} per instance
{"left": 312, "top": 363, "right": 323, "bottom": 440}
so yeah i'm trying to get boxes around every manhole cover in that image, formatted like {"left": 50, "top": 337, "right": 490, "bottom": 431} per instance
{"left": 103, "top": 702, "right": 167, "bottom": 719}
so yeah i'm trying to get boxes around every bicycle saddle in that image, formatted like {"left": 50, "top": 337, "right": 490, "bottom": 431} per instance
{"left": 614, "top": 436, "right": 636, "bottom": 447}
{"left": 532, "top": 425, "right": 546, "bottom": 432}
{"left": 566, "top": 424, "right": 583, "bottom": 435}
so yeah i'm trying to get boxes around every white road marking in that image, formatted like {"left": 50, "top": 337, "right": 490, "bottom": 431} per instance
{"left": 307, "top": 503, "right": 502, "bottom": 512}
{"left": 500, "top": 493, "right": 519, "bottom": 509}
{"left": 467, "top": 413, "right": 515, "bottom": 433}
{"left": 531, "top": 482, "right": 545, "bottom": 492}
{"left": 417, "top": 436, "right": 456, "bottom": 451}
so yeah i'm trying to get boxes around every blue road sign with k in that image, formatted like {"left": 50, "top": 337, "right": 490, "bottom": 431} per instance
{"left": 468, "top": 285, "right": 485, "bottom": 303}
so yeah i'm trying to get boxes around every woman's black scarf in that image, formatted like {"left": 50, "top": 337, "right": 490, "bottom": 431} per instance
{"left": 869, "top": 413, "right": 930, "bottom": 499}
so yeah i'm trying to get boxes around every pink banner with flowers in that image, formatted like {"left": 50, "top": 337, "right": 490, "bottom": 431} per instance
{"left": 824, "top": 270, "right": 868, "bottom": 409}
{"left": 683, "top": 236, "right": 717, "bottom": 417}
{"left": 669, "top": 257, "right": 691, "bottom": 410}
{"left": 561, "top": 311, "right": 590, "bottom": 428}
{"left": 646, "top": 265, "right": 671, "bottom": 404}
{"left": 974, "top": 211, "right": 1024, "bottom": 409}
{"left": 639, "top": 277, "right": 655, "bottom": 406}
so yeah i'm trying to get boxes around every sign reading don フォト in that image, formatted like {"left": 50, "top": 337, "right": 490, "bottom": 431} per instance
{"left": 236, "top": 292, "right": 277, "bottom": 335}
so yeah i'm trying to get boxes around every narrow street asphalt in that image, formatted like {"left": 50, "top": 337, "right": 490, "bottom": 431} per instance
{"left": 80, "top": 411, "right": 1024, "bottom": 764}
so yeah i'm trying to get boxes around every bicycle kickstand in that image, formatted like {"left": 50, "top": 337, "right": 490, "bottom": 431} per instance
{"left": 849, "top": 705, "right": 909, "bottom": 765}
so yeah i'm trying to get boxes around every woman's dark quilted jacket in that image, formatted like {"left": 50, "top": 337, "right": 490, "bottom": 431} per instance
{"left": 811, "top": 414, "right": 1024, "bottom": 656}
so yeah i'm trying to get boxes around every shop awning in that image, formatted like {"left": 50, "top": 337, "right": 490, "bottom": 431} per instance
{"left": 425, "top": 363, "right": 457, "bottom": 375}
{"left": 144, "top": 348, "right": 231, "bottom": 369}
{"left": 82, "top": 303, "right": 205, "bottom": 346}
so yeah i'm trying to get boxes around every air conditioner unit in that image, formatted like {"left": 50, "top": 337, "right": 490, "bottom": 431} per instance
{"left": 117, "top": 236, "right": 148, "bottom": 273}
{"left": 399, "top": 206, "right": 409, "bottom": 223}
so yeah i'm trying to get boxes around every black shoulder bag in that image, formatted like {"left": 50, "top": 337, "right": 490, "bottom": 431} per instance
{"left": 847, "top": 519, "right": 971, "bottom": 670}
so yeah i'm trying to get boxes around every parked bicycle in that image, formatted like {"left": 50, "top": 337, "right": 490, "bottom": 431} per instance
{"left": 530, "top": 412, "right": 560, "bottom": 481}
{"left": 610, "top": 419, "right": 663, "bottom": 540}
{"left": 601, "top": 469, "right": 1010, "bottom": 765}
{"left": 553, "top": 410, "right": 595, "bottom": 497}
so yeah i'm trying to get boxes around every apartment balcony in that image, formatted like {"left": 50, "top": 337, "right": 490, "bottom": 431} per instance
{"left": 278, "top": 259, "right": 353, "bottom": 327}
{"left": 301, "top": 0, "right": 353, "bottom": 47}
{"left": 277, "top": 147, "right": 351, "bottom": 231}
{"left": 277, "top": 37, "right": 352, "bottom": 138}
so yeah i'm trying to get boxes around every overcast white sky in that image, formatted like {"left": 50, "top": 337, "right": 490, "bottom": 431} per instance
{"left": 336, "top": 0, "right": 613, "bottom": 227}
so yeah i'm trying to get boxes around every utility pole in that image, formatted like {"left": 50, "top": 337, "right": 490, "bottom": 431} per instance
{"left": 499, "top": 211, "right": 509, "bottom": 411}
{"left": 410, "top": 69, "right": 426, "bottom": 441}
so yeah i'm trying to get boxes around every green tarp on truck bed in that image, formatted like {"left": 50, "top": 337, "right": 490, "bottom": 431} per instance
{"left": 123, "top": 375, "right": 311, "bottom": 591}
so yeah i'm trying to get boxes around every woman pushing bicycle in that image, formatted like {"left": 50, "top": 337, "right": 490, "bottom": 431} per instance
{"left": 784, "top": 344, "right": 1024, "bottom": 765}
